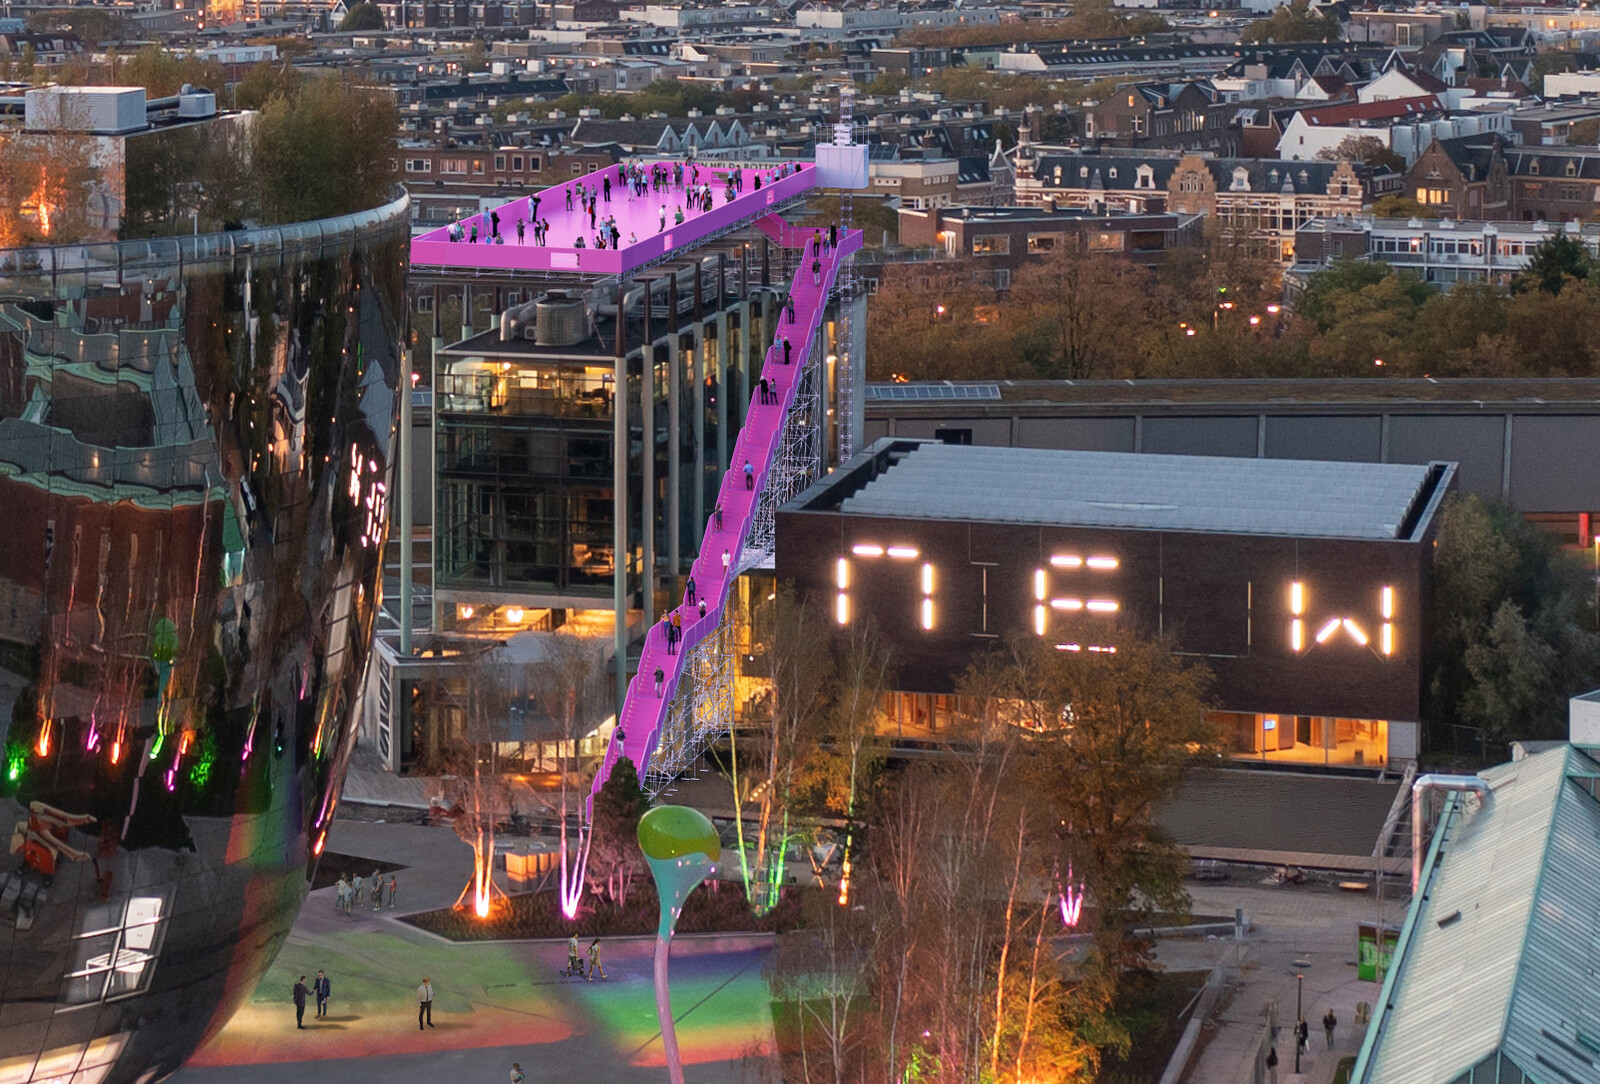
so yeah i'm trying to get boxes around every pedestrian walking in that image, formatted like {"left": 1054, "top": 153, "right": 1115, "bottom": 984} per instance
{"left": 698, "top": 598, "right": 706, "bottom": 618}
{"left": 785, "top": 294, "right": 796, "bottom": 323}
{"left": 672, "top": 611, "right": 681, "bottom": 645}
{"left": 1296, "top": 1017, "right": 1309, "bottom": 1055}
{"left": 293, "top": 976, "right": 309, "bottom": 1029}
{"left": 744, "top": 461, "right": 754, "bottom": 489}
{"left": 417, "top": 977, "right": 435, "bottom": 1029}
{"left": 686, "top": 575, "right": 696, "bottom": 606}
{"left": 567, "top": 934, "right": 583, "bottom": 977}
{"left": 1265, "top": 1046, "right": 1278, "bottom": 1084}
{"left": 587, "top": 938, "right": 606, "bottom": 981}
{"left": 388, "top": 874, "right": 397, "bottom": 908}
{"left": 653, "top": 665, "right": 664, "bottom": 696}
{"left": 829, "top": 223, "right": 838, "bottom": 250}
{"left": 490, "top": 210, "right": 500, "bottom": 239}
{"left": 714, "top": 504, "right": 723, "bottom": 530}
{"left": 758, "top": 377, "right": 769, "bottom": 405}
{"left": 314, "top": 970, "right": 330, "bottom": 1018}
{"left": 1323, "top": 1008, "right": 1337, "bottom": 1049}
{"left": 335, "top": 874, "right": 348, "bottom": 914}
{"left": 511, "top": 1064, "right": 525, "bottom": 1084}
{"left": 603, "top": 176, "right": 611, "bottom": 202}
{"left": 516, "top": 218, "right": 525, "bottom": 244}
{"left": 351, "top": 873, "right": 363, "bottom": 909}
{"left": 812, "top": 258, "right": 822, "bottom": 287}
{"left": 372, "top": 869, "right": 383, "bottom": 910}
{"left": 782, "top": 337, "right": 791, "bottom": 365}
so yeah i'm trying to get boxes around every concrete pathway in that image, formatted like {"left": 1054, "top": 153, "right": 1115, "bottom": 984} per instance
{"left": 1156, "top": 879, "right": 1403, "bottom": 1084}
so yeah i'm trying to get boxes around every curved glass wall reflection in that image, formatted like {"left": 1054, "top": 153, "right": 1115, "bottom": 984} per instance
{"left": 0, "top": 195, "right": 409, "bottom": 1084}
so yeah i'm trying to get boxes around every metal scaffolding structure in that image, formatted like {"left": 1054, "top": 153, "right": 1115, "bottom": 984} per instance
{"left": 643, "top": 606, "right": 736, "bottom": 797}
{"left": 835, "top": 85, "right": 859, "bottom": 463}
{"left": 740, "top": 345, "right": 822, "bottom": 572}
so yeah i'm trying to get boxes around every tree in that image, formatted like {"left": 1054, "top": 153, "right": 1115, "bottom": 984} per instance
{"left": 1513, "top": 232, "right": 1595, "bottom": 295}
{"left": 586, "top": 756, "right": 649, "bottom": 907}
{"left": 1242, "top": 0, "right": 1342, "bottom": 43}
{"left": 442, "top": 652, "right": 513, "bottom": 917}
{"left": 525, "top": 633, "right": 604, "bottom": 916}
{"left": 233, "top": 60, "right": 303, "bottom": 110}
{"left": 980, "top": 633, "right": 1216, "bottom": 970}
{"left": 1010, "top": 249, "right": 1153, "bottom": 379}
{"left": 1369, "top": 194, "right": 1430, "bottom": 219}
{"left": 338, "top": 1, "right": 386, "bottom": 30}
{"left": 1295, "top": 259, "right": 1431, "bottom": 331}
{"left": 1460, "top": 601, "right": 1559, "bottom": 746}
{"left": 114, "top": 46, "right": 227, "bottom": 97}
{"left": 731, "top": 584, "right": 833, "bottom": 913}
{"left": 253, "top": 74, "right": 398, "bottom": 224}
{"left": 1316, "top": 134, "right": 1403, "bottom": 174}
{"left": 1426, "top": 494, "right": 1600, "bottom": 754}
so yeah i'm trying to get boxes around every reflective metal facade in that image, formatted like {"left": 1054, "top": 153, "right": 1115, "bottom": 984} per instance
{"left": 0, "top": 195, "right": 409, "bottom": 1083}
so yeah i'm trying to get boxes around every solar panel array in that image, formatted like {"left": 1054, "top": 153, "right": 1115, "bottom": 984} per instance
{"left": 863, "top": 383, "right": 1002, "bottom": 401}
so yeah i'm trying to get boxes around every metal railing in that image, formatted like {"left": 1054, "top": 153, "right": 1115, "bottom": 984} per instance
{"left": 0, "top": 190, "right": 412, "bottom": 293}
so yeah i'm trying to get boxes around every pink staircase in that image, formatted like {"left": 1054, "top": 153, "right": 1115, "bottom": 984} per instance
{"left": 590, "top": 216, "right": 863, "bottom": 808}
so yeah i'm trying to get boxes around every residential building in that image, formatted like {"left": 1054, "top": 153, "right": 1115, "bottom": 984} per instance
{"left": 1080, "top": 79, "right": 1241, "bottom": 155}
{"left": 1277, "top": 95, "right": 1511, "bottom": 166}
{"left": 1405, "top": 136, "right": 1600, "bottom": 222}
{"left": 896, "top": 204, "right": 1202, "bottom": 284}
{"left": 1291, "top": 215, "right": 1600, "bottom": 287}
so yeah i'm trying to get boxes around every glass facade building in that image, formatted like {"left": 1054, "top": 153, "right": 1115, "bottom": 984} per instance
{"left": 0, "top": 193, "right": 409, "bottom": 1083}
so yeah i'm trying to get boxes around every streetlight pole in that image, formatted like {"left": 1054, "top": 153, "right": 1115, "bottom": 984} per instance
{"left": 1294, "top": 971, "right": 1305, "bottom": 1074}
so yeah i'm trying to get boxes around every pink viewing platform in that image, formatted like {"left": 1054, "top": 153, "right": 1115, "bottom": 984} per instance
{"left": 408, "top": 161, "right": 818, "bottom": 276}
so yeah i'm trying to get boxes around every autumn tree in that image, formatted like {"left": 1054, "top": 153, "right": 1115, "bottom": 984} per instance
{"left": 971, "top": 632, "right": 1216, "bottom": 969}
{"left": 1010, "top": 249, "right": 1153, "bottom": 379}
{"left": 865, "top": 260, "right": 1023, "bottom": 382}
{"left": 1242, "top": 0, "right": 1342, "bottom": 43}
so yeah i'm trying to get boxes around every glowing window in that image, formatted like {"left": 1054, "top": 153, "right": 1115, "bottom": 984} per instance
{"left": 851, "top": 544, "right": 883, "bottom": 557}
{"left": 886, "top": 546, "right": 919, "bottom": 559}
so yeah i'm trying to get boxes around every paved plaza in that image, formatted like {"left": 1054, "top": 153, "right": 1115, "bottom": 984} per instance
{"left": 170, "top": 820, "right": 777, "bottom": 1084}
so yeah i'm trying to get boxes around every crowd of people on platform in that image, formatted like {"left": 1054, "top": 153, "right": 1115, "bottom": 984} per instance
{"left": 441, "top": 158, "right": 808, "bottom": 253}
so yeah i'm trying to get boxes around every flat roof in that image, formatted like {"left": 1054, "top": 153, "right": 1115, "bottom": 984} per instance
{"left": 804, "top": 440, "right": 1445, "bottom": 541}
{"left": 408, "top": 160, "right": 816, "bottom": 277}
{"left": 861, "top": 377, "right": 1600, "bottom": 410}
{"left": 1356, "top": 746, "right": 1600, "bottom": 1084}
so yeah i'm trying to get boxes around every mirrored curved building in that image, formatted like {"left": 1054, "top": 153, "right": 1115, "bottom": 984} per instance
{"left": 0, "top": 193, "right": 409, "bottom": 1083}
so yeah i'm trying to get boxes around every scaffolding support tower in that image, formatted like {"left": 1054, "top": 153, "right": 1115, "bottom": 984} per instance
{"left": 834, "top": 84, "right": 859, "bottom": 463}
{"left": 644, "top": 607, "right": 736, "bottom": 797}
{"left": 740, "top": 348, "right": 823, "bottom": 572}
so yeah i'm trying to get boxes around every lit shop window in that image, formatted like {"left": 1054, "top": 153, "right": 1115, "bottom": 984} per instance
{"left": 63, "top": 896, "right": 168, "bottom": 1005}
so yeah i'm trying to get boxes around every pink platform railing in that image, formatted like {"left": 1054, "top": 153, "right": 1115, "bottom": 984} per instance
{"left": 590, "top": 215, "right": 863, "bottom": 806}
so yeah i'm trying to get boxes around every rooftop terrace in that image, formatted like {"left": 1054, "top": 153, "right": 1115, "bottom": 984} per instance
{"left": 408, "top": 160, "right": 816, "bottom": 278}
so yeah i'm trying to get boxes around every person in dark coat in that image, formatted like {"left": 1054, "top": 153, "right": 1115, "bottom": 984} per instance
{"left": 314, "top": 970, "right": 330, "bottom": 1017}
{"left": 293, "top": 976, "right": 309, "bottom": 1029}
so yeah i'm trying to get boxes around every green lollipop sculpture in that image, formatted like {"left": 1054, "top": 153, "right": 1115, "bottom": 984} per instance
{"left": 637, "top": 805, "right": 722, "bottom": 1084}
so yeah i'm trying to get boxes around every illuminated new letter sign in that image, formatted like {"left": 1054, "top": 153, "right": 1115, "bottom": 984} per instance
{"left": 838, "top": 544, "right": 936, "bottom": 631}
{"left": 1290, "top": 582, "right": 1395, "bottom": 658}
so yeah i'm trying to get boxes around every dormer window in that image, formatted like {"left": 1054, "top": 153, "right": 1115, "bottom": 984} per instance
{"left": 1079, "top": 166, "right": 1089, "bottom": 179}
{"left": 1108, "top": 167, "right": 1118, "bottom": 180}
{"left": 1231, "top": 166, "right": 1251, "bottom": 191}
{"left": 1567, "top": 160, "right": 1579, "bottom": 176}
{"left": 1530, "top": 160, "right": 1540, "bottom": 175}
